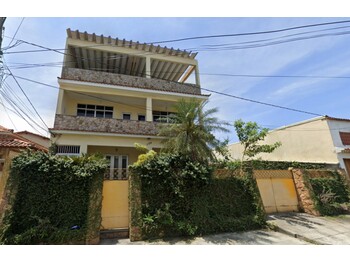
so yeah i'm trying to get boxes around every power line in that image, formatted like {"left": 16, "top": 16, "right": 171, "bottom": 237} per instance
{"left": 149, "top": 19, "right": 350, "bottom": 44}
{"left": 189, "top": 30, "right": 350, "bottom": 51}
{"left": 0, "top": 94, "right": 17, "bottom": 129}
{"left": 1, "top": 82, "right": 47, "bottom": 135}
{"left": 5, "top": 66, "right": 50, "bottom": 131}
{"left": 7, "top": 17, "right": 24, "bottom": 47}
{"left": 7, "top": 72, "right": 324, "bottom": 118}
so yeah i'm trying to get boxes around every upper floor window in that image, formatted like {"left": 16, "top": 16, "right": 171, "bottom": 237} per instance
{"left": 339, "top": 132, "right": 350, "bottom": 145}
{"left": 122, "top": 113, "right": 131, "bottom": 120}
{"left": 138, "top": 114, "right": 146, "bottom": 121}
{"left": 153, "top": 111, "right": 175, "bottom": 123}
{"left": 77, "top": 104, "right": 113, "bottom": 118}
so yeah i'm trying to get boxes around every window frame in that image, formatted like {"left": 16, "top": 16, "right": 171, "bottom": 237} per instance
{"left": 122, "top": 113, "right": 131, "bottom": 120}
{"left": 77, "top": 104, "right": 113, "bottom": 119}
{"left": 56, "top": 145, "right": 81, "bottom": 156}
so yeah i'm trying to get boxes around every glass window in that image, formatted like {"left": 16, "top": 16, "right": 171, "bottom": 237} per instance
{"left": 138, "top": 115, "right": 146, "bottom": 121}
{"left": 123, "top": 113, "right": 131, "bottom": 120}
{"left": 76, "top": 104, "right": 114, "bottom": 119}
{"left": 152, "top": 111, "right": 175, "bottom": 123}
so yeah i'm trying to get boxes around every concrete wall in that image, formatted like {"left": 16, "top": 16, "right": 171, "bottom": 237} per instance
{"left": 52, "top": 133, "right": 163, "bottom": 154}
{"left": 62, "top": 92, "right": 175, "bottom": 121}
{"left": 16, "top": 133, "right": 50, "bottom": 149}
{"left": 327, "top": 119, "right": 350, "bottom": 169}
{"left": 228, "top": 118, "right": 338, "bottom": 164}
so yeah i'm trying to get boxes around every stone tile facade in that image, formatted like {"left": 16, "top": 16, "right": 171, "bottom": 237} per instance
{"left": 53, "top": 114, "right": 160, "bottom": 136}
{"left": 291, "top": 169, "right": 320, "bottom": 216}
{"left": 61, "top": 67, "right": 202, "bottom": 95}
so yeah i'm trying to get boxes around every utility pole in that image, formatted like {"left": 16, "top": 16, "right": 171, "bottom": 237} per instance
{"left": 0, "top": 17, "right": 6, "bottom": 87}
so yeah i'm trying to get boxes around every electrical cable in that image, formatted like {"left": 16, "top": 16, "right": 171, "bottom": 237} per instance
{"left": 148, "top": 19, "right": 350, "bottom": 44}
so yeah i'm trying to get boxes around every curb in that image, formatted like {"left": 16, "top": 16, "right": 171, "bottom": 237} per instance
{"left": 269, "top": 224, "right": 324, "bottom": 245}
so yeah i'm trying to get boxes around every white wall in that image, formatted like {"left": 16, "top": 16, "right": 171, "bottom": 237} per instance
{"left": 327, "top": 119, "right": 350, "bottom": 169}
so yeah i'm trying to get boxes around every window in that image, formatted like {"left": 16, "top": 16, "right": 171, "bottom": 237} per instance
{"left": 105, "top": 155, "right": 128, "bottom": 180}
{"left": 56, "top": 145, "right": 80, "bottom": 156}
{"left": 77, "top": 104, "right": 113, "bottom": 118}
{"left": 138, "top": 114, "right": 146, "bottom": 121}
{"left": 122, "top": 113, "right": 131, "bottom": 120}
{"left": 340, "top": 132, "right": 350, "bottom": 145}
{"left": 152, "top": 111, "right": 175, "bottom": 123}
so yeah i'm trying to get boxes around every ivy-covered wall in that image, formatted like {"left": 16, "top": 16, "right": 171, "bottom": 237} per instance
{"left": 0, "top": 151, "right": 107, "bottom": 245}
{"left": 217, "top": 159, "right": 331, "bottom": 170}
{"left": 305, "top": 170, "right": 350, "bottom": 216}
{"left": 129, "top": 153, "right": 265, "bottom": 241}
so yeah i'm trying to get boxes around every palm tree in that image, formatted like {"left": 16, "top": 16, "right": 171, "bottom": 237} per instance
{"left": 158, "top": 99, "right": 229, "bottom": 163}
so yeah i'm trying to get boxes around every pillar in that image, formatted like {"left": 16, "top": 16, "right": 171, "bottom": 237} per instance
{"left": 146, "top": 97, "right": 152, "bottom": 122}
{"left": 145, "top": 56, "right": 151, "bottom": 79}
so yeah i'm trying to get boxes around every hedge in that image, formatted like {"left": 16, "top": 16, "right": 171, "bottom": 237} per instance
{"left": 306, "top": 171, "right": 350, "bottom": 216}
{"left": 0, "top": 151, "right": 107, "bottom": 244}
{"left": 130, "top": 153, "right": 265, "bottom": 240}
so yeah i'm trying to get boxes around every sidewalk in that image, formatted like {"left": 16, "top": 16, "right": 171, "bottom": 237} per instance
{"left": 99, "top": 229, "right": 308, "bottom": 245}
{"left": 266, "top": 212, "right": 350, "bottom": 245}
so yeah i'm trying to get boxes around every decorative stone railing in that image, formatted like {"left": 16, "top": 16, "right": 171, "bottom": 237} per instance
{"left": 61, "top": 67, "right": 201, "bottom": 95}
{"left": 52, "top": 114, "right": 160, "bottom": 136}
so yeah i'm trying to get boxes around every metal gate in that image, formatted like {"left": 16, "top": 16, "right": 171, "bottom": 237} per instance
{"left": 254, "top": 170, "right": 299, "bottom": 213}
{"left": 101, "top": 180, "right": 129, "bottom": 230}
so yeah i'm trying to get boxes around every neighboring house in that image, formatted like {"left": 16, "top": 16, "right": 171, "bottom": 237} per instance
{"left": 15, "top": 130, "right": 50, "bottom": 149}
{"left": 228, "top": 116, "right": 350, "bottom": 176}
{"left": 50, "top": 29, "right": 208, "bottom": 230}
{"left": 0, "top": 125, "right": 48, "bottom": 212}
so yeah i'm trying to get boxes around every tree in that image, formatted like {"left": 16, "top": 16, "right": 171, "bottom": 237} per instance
{"left": 158, "top": 99, "right": 229, "bottom": 163}
{"left": 234, "top": 119, "right": 281, "bottom": 163}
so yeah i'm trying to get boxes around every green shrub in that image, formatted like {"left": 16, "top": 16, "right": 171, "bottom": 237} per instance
{"left": 0, "top": 151, "right": 107, "bottom": 244}
{"left": 308, "top": 172, "right": 350, "bottom": 216}
{"left": 130, "top": 153, "right": 265, "bottom": 239}
{"left": 216, "top": 160, "right": 328, "bottom": 170}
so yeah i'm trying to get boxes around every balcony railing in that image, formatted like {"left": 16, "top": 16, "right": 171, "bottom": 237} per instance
{"left": 53, "top": 114, "right": 160, "bottom": 136}
{"left": 61, "top": 67, "right": 201, "bottom": 95}
{"left": 104, "top": 168, "right": 128, "bottom": 180}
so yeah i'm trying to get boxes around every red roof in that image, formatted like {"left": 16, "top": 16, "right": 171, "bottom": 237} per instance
{"left": 0, "top": 138, "right": 35, "bottom": 148}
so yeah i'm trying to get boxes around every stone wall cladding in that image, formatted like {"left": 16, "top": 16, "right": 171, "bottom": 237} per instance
{"left": 53, "top": 114, "right": 159, "bottom": 136}
{"left": 61, "top": 67, "right": 202, "bottom": 95}
{"left": 291, "top": 168, "right": 320, "bottom": 216}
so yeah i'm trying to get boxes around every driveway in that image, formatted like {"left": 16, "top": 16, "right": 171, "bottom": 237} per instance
{"left": 267, "top": 212, "right": 350, "bottom": 245}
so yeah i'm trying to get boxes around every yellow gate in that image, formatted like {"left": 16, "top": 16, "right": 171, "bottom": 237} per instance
{"left": 101, "top": 180, "right": 129, "bottom": 229}
{"left": 254, "top": 170, "right": 299, "bottom": 213}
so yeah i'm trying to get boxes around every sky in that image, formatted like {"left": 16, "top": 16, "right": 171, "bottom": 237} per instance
{"left": 1, "top": 1, "right": 348, "bottom": 261}
{"left": 1, "top": 11, "right": 350, "bottom": 143}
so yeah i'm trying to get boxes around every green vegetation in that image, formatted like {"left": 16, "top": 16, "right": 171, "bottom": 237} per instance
{"left": 130, "top": 153, "right": 265, "bottom": 240}
{"left": 233, "top": 119, "right": 281, "bottom": 163}
{"left": 305, "top": 171, "right": 350, "bottom": 216}
{"left": 158, "top": 99, "right": 229, "bottom": 163}
{"left": 216, "top": 159, "right": 330, "bottom": 170}
{"left": 0, "top": 151, "right": 107, "bottom": 244}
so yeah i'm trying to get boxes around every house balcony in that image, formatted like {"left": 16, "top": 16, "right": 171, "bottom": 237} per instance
{"left": 52, "top": 114, "right": 160, "bottom": 136}
{"left": 60, "top": 67, "right": 201, "bottom": 96}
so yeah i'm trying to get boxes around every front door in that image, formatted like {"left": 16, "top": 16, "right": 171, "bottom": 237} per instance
{"left": 101, "top": 155, "right": 129, "bottom": 230}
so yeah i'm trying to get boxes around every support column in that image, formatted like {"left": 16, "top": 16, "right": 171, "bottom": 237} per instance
{"left": 146, "top": 97, "right": 152, "bottom": 122}
{"left": 55, "top": 89, "right": 64, "bottom": 115}
{"left": 80, "top": 144, "right": 88, "bottom": 155}
{"left": 195, "top": 64, "right": 200, "bottom": 86}
{"left": 145, "top": 56, "right": 151, "bottom": 79}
